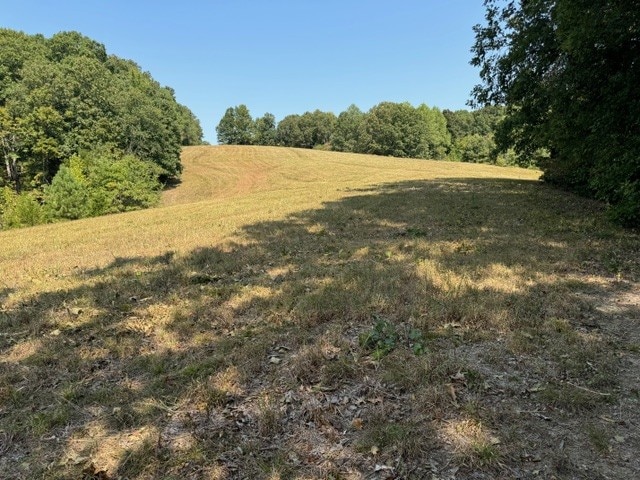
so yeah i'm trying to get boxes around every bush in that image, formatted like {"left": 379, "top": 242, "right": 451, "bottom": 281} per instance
{"left": 44, "top": 150, "right": 162, "bottom": 222}
{"left": 1, "top": 188, "right": 45, "bottom": 229}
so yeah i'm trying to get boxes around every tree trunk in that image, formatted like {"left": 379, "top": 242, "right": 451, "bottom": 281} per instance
{"left": 4, "top": 154, "right": 20, "bottom": 193}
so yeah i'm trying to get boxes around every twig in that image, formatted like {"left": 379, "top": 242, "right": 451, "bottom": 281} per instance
{"left": 564, "top": 381, "right": 612, "bottom": 396}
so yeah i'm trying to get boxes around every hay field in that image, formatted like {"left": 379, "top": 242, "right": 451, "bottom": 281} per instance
{"left": 1, "top": 146, "right": 639, "bottom": 479}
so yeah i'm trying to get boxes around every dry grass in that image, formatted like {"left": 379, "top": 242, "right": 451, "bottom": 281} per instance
{"left": 1, "top": 145, "right": 639, "bottom": 479}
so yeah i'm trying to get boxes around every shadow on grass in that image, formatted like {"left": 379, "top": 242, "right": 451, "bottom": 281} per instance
{"left": 1, "top": 178, "right": 638, "bottom": 479}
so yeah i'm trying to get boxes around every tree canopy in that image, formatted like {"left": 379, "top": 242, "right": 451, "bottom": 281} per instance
{"left": 218, "top": 102, "right": 460, "bottom": 160}
{"left": 0, "top": 29, "right": 203, "bottom": 228}
{"left": 471, "top": 0, "right": 640, "bottom": 226}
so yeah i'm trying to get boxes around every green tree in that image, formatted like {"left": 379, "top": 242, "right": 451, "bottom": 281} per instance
{"left": 472, "top": 0, "right": 640, "bottom": 226}
{"left": 176, "top": 103, "right": 204, "bottom": 146}
{"left": 443, "top": 109, "right": 475, "bottom": 142}
{"left": 276, "top": 110, "right": 337, "bottom": 149}
{"left": 254, "top": 113, "right": 277, "bottom": 146}
{"left": 0, "top": 28, "right": 195, "bottom": 197}
{"left": 331, "top": 104, "right": 367, "bottom": 153}
{"left": 417, "top": 104, "right": 451, "bottom": 159}
{"left": 43, "top": 164, "right": 89, "bottom": 220}
{"left": 454, "top": 134, "right": 495, "bottom": 164}
{"left": 364, "top": 102, "right": 426, "bottom": 158}
{"left": 44, "top": 150, "right": 161, "bottom": 221}
{"left": 276, "top": 114, "right": 303, "bottom": 147}
{"left": 216, "top": 105, "right": 255, "bottom": 145}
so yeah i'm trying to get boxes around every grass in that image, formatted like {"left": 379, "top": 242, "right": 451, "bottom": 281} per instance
{"left": 1, "top": 145, "right": 639, "bottom": 479}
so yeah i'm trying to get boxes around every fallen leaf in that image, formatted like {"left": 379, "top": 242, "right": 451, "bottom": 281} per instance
{"left": 351, "top": 418, "right": 363, "bottom": 430}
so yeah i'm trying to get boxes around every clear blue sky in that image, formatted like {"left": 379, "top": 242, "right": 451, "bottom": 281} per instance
{"left": 2, "top": 1, "right": 487, "bottom": 143}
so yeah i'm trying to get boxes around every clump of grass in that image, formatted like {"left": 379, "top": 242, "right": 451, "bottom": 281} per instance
{"left": 256, "top": 394, "right": 282, "bottom": 437}
{"left": 289, "top": 344, "right": 325, "bottom": 385}
{"left": 30, "top": 405, "right": 71, "bottom": 436}
{"left": 356, "top": 407, "right": 431, "bottom": 460}
{"left": 585, "top": 424, "right": 610, "bottom": 454}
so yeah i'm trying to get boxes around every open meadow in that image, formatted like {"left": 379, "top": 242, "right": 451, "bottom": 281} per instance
{"left": 1, "top": 146, "right": 639, "bottom": 479}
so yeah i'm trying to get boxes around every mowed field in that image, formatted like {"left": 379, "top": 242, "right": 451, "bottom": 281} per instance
{"left": 1, "top": 146, "right": 639, "bottom": 479}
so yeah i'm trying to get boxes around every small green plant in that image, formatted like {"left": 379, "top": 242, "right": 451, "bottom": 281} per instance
{"left": 408, "top": 328, "right": 427, "bottom": 355}
{"left": 359, "top": 317, "right": 399, "bottom": 360}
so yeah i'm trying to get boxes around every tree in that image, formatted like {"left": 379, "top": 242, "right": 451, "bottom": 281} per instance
{"left": 254, "top": 113, "right": 277, "bottom": 146}
{"left": 0, "top": 107, "right": 22, "bottom": 191}
{"left": 472, "top": 0, "right": 640, "bottom": 226}
{"left": 364, "top": 102, "right": 426, "bottom": 158}
{"left": 443, "top": 109, "right": 475, "bottom": 142}
{"left": 216, "top": 105, "right": 255, "bottom": 145}
{"left": 44, "top": 150, "right": 162, "bottom": 220}
{"left": 454, "top": 134, "right": 495, "bottom": 164}
{"left": 275, "top": 111, "right": 336, "bottom": 149}
{"left": 331, "top": 105, "right": 367, "bottom": 153}
{"left": 276, "top": 114, "right": 303, "bottom": 147}
{"left": 176, "top": 103, "right": 204, "bottom": 146}
{"left": 0, "top": 29, "right": 199, "bottom": 228}
{"left": 417, "top": 104, "right": 451, "bottom": 159}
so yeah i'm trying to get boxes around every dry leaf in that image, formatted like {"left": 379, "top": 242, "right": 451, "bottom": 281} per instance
{"left": 351, "top": 417, "right": 363, "bottom": 430}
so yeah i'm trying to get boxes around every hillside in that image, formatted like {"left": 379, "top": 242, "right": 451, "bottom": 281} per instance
{"left": 0, "top": 146, "right": 638, "bottom": 479}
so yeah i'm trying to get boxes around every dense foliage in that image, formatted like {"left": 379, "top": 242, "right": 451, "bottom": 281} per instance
{"left": 0, "top": 29, "right": 203, "bottom": 228}
{"left": 472, "top": 0, "right": 640, "bottom": 226}
{"left": 216, "top": 102, "right": 513, "bottom": 163}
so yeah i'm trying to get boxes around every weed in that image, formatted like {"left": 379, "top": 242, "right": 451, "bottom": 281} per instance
{"left": 359, "top": 317, "right": 399, "bottom": 359}
{"left": 408, "top": 327, "right": 427, "bottom": 355}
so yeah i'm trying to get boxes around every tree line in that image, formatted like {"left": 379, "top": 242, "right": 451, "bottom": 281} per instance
{"left": 472, "top": 0, "right": 639, "bottom": 227}
{"left": 0, "top": 29, "right": 203, "bottom": 229}
{"left": 216, "top": 102, "right": 517, "bottom": 165}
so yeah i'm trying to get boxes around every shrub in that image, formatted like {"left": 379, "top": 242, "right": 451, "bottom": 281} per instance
{"left": 44, "top": 150, "right": 162, "bottom": 222}
{"left": 1, "top": 188, "right": 45, "bottom": 229}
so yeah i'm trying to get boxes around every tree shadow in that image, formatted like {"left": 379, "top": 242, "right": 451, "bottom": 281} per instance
{"left": 1, "top": 177, "right": 638, "bottom": 478}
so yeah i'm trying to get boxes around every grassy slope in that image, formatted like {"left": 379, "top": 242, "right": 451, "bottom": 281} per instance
{"left": 0, "top": 146, "right": 639, "bottom": 479}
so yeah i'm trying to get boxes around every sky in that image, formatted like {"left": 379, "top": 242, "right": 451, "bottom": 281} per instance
{"left": 2, "top": 1, "right": 487, "bottom": 143}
